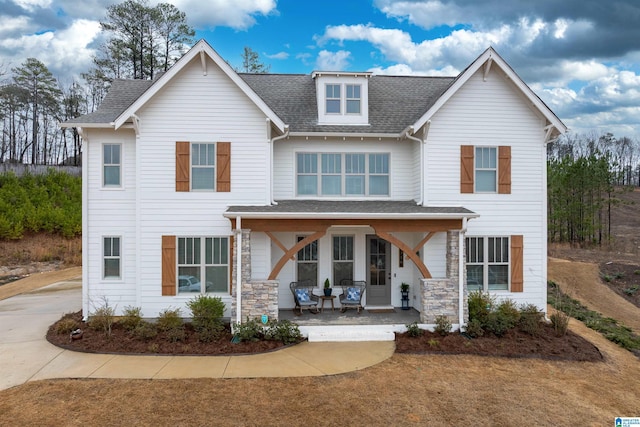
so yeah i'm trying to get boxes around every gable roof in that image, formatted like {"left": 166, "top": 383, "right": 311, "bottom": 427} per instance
{"left": 411, "top": 47, "right": 567, "bottom": 138}
{"left": 61, "top": 43, "right": 565, "bottom": 138}
{"left": 239, "top": 73, "right": 454, "bottom": 134}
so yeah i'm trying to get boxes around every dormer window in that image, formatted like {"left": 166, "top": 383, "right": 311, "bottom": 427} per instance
{"left": 313, "top": 71, "right": 371, "bottom": 125}
{"left": 346, "top": 84, "right": 361, "bottom": 114}
{"left": 326, "top": 84, "right": 341, "bottom": 114}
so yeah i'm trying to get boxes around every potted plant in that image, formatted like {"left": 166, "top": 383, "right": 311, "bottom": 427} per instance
{"left": 400, "top": 283, "right": 410, "bottom": 310}
{"left": 323, "top": 278, "right": 332, "bottom": 296}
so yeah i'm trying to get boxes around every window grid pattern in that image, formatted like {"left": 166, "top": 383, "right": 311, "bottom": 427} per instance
{"left": 103, "top": 236, "right": 121, "bottom": 279}
{"left": 191, "top": 143, "right": 216, "bottom": 190}
{"left": 475, "top": 147, "right": 497, "bottom": 192}
{"left": 178, "top": 237, "right": 229, "bottom": 293}
{"left": 103, "top": 144, "right": 121, "bottom": 187}
{"left": 325, "top": 84, "right": 341, "bottom": 114}
{"left": 296, "top": 152, "right": 389, "bottom": 196}
{"left": 346, "top": 84, "right": 361, "bottom": 114}
{"left": 465, "top": 236, "right": 510, "bottom": 291}
{"left": 333, "top": 235, "right": 354, "bottom": 286}
{"left": 297, "top": 236, "right": 318, "bottom": 286}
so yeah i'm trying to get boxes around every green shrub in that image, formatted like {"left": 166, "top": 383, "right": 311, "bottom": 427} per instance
{"left": 434, "top": 315, "right": 452, "bottom": 336}
{"left": 133, "top": 321, "right": 158, "bottom": 341}
{"left": 87, "top": 299, "right": 116, "bottom": 337}
{"left": 55, "top": 316, "right": 79, "bottom": 335}
{"left": 465, "top": 318, "right": 484, "bottom": 338}
{"left": 157, "top": 308, "right": 185, "bottom": 342}
{"left": 518, "top": 304, "right": 544, "bottom": 336}
{"left": 265, "top": 319, "right": 302, "bottom": 344}
{"left": 405, "top": 321, "right": 423, "bottom": 337}
{"left": 120, "top": 306, "right": 143, "bottom": 332}
{"left": 233, "top": 318, "right": 265, "bottom": 342}
{"left": 468, "top": 290, "right": 494, "bottom": 324}
{"left": 484, "top": 311, "right": 513, "bottom": 337}
{"left": 496, "top": 299, "right": 520, "bottom": 328}
{"left": 186, "top": 295, "right": 226, "bottom": 342}
{"left": 428, "top": 339, "right": 439, "bottom": 347}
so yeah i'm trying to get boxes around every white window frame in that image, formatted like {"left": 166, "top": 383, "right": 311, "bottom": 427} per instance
{"left": 296, "top": 152, "right": 390, "bottom": 197}
{"left": 296, "top": 236, "right": 318, "bottom": 286}
{"left": 465, "top": 236, "right": 510, "bottom": 291}
{"left": 345, "top": 84, "right": 361, "bottom": 115}
{"left": 103, "top": 236, "right": 121, "bottom": 279}
{"left": 191, "top": 143, "right": 216, "bottom": 191}
{"left": 102, "top": 143, "right": 122, "bottom": 188}
{"left": 474, "top": 146, "right": 498, "bottom": 193}
{"left": 325, "top": 84, "right": 341, "bottom": 114}
{"left": 177, "top": 236, "right": 229, "bottom": 294}
{"left": 332, "top": 235, "right": 354, "bottom": 286}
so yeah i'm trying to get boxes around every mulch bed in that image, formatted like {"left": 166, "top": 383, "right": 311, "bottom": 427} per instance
{"left": 48, "top": 311, "right": 603, "bottom": 361}
{"left": 395, "top": 324, "right": 603, "bottom": 362}
{"left": 46, "top": 311, "right": 291, "bottom": 356}
{"left": 599, "top": 262, "right": 640, "bottom": 309}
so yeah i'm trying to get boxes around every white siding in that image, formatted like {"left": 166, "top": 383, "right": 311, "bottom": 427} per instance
{"left": 425, "top": 67, "right": 547, "bottom": 309}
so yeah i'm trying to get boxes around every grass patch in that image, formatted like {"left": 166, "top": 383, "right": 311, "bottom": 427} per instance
{"left": 548, "top": 281, "right": 640, "bottom": 355}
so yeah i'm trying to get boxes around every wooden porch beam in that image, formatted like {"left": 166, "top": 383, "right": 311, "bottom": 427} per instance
{"left": 373, "top": 229, "right": 432, "bottom": 279}
{"left": 268, "top": 230, "right": 327, "bottom": 280}
{"left": 413, "top": 232, "right": 436, "bottom": 253}
{"left": 236, "top": 218, "right": 462, "bottom": 232}
{"left": 265, "top": 231, "right": 295, "bottom": 261}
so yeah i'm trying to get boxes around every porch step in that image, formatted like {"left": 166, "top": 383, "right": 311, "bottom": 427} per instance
{"left": 304, "top": 325, "right": 397, "bottom": 342}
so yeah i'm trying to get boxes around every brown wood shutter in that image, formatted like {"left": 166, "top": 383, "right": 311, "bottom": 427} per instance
{"left": 162, "top": 235, "right": 176, "bottom": 296}
{"left": 510, "top": 235, "right": 523, "bottom": 292}
{"left": 176, "top": 141, "right": 190, "bottom": 192}
{"left": 216, "top": 142, "right": 231, "bottom": 192}
{"left": 498, "top": 146, "right": 511, "bottom": 194}
{"left": 460, "top": 145, "right": 474, "bottom": 193}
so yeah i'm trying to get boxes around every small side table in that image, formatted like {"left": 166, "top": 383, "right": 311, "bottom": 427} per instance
{"left": 318, "top": 295, "right": 337, "bottom": 313}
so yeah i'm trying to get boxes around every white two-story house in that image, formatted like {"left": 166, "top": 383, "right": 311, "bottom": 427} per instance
{"left": 62, "top": 39, "right": 565, "bottom": 340}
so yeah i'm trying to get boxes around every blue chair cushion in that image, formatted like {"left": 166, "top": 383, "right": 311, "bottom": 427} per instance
{"left": 346, "top": 287, "right": 360, "bottom": 302}
{"left": 295, "top": 288, "right": 310, "bottom": 302}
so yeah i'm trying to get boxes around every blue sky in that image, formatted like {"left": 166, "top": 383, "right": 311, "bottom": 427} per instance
{"left": 2, "top": 0, "right": 640, "bottom": 139}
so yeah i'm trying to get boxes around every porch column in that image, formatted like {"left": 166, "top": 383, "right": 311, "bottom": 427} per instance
{"left": 230, "top": 229, "right": 280, "bottom": 323}
{"left": 446, "top": 230, "right": 459, "bottom": 281}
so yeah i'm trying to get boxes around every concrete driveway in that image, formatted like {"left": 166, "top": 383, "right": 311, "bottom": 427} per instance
{"left": 0, "top": 273, "right": 395, "bottom": 391}
{"left": 0, "top": 277, "right": 82, "bottom": 390}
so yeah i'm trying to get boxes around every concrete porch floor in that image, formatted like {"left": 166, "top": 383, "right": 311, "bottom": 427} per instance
{"left": 279, "top": 307, "right": 421, "bottom": 326}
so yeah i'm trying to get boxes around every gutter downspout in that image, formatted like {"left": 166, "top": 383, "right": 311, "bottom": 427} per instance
{"left": 459, "top": 217, "right": 468, "bottom": 330}
{"left": 269, "top": 124, "right": 290, "bottom": 205}
{"left": 404, "top": 126, "right": 425, "bottom": 205}
{"left": 235, "top": 216, "right": 242, "bottom": 326}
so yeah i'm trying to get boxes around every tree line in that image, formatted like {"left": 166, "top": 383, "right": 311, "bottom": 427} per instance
{"left": 0, "top": 0, "right": 269, "bottom": 167}
{"left": 547, "top": 132, "right": 637, "bottom": 246}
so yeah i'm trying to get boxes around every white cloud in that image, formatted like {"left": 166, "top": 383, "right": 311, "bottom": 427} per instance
{"left": 265, "top": 51, "right": 289, "bottom": 60}
{"left": 170, "top": 0, "right": 276, "bottom": 30}
{"left": 0, "top": 16, "right": 30, "bottom": 38}
{"left": 13, "top": 0, "right": 52, "bottom": 11}
{"left": 316, "top": 50, "right": 351, "bottom": 70}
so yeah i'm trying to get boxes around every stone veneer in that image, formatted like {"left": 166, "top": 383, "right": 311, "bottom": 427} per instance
{"left": 419, "top": 230, "right": 469, "bottom": 325}
{"left": 230, "top": 229, "right": 280, "bottom": 322}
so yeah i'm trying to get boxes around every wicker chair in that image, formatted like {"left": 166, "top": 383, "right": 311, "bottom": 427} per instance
{"left": 290, "top": 280, "right": 319, "bottom": 315}
{"left": 339, "top": 279, "right": 367, "bottom": 313}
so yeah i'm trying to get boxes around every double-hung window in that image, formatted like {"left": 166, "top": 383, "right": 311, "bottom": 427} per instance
{"left": 103, "top": 144, "right": 121, "bottom": 187}
{"left": 297, "top": 236, "right": 318, "bottom": 285}
{"left": 325, "top": 84, "right": 341, "bottom": 114}
{"left": 333, "top": 235, "right": 354, "bottom": 286}
{"left": 475, "top": 147, "right": 497, "bottom": 192}
{"left": 103, "top": 236, "right": 121, "bottom": 279}
{"left": 346, "top": 84, "right": 361, "bottom": 114}
{"left": 177, "top": 237, "right": 229, "bottom": 293}
{"left": 191, "top": 143, "right": 216, "bottom": 190}
{"left": 466, "top": 236, "right": 509, "bottom": 291}
{"left": 296, "top": 152, "right": 389, "bottom": 196}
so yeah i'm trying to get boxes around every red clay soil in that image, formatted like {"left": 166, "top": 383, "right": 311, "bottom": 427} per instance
{"left": 395, "top": 325, "right": 603, "bottom": 362}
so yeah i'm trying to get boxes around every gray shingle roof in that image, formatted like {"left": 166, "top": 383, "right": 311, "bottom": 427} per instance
{"left": 239, "top": 74, "right": 454, "bottom": 134}
{"left": 226, "top": 200, "right": 476, "bottom": 217}
{"left": 62, "top": 79, "right": 154, "bottom": 125}
{"left": 62, "top": 70, "right": 455, "bottom": 134}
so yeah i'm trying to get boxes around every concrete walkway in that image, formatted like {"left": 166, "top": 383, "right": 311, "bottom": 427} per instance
{"left": 0, "top": 272, "right": 395, "bottom": 391}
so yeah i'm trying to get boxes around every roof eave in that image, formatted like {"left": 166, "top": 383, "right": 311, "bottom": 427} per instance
{"left": 288, "top": 131, "right": 402, "bottom": 139}
{"left": 223, "top": 211, "right": 480, "bottom": 220}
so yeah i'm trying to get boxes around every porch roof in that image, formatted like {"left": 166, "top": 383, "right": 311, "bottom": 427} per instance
{"left": 224, "top": 200, "right": 478, "bottom": 220}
